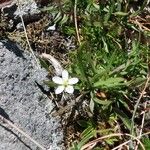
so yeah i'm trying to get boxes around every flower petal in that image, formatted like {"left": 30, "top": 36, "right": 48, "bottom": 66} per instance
{"left": 65, "top": 85, "right": 74, "bottom": 94}
{"left": 68, "top": 78, "right": 79, "bottom": 85}
{"left": 55, "top": 86, "right": 65, "bottom": 94}
{"left": 52, "top": 76, "right": 63, "bottom": 84}
{"left": 47, "top": 24, "right": 56, "bottom": 31}
{"left": 62, "top": 70, "right": 69, "bottom": 80}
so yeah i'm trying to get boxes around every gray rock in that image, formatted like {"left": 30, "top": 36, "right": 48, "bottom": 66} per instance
{"left": 14, "top": 0, "right": 40, "bottom": 16}
{"left": 1, "top": 0, "right": 39, "bottom": 17}
{"left": 1, "top": 0, "right": 42, "bottom": 30}
{"left": 0, "top": 40, "right": 64, "bottom": 150}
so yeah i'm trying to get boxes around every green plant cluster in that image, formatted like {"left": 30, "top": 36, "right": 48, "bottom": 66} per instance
{"left": 42, "top": 0, "right": 150, "bottom": 149}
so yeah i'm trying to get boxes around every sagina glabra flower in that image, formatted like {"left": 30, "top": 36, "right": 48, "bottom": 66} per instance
{"left": 52, "top": 70, "right": 79, "bottom": 94}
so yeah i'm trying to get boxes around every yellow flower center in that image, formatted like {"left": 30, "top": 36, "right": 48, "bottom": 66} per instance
{"left": 63, "top": 80, "right": 69, "bottom": 87}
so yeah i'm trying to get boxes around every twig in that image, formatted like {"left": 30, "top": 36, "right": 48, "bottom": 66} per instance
{"left": 16, "top": 0, "right": 40, "bottom": 68}
{"left": 141, "top": 131, "right": 150, "bottom": 137}
{"left": 131, "top": 76, "right": 150, "bottom": 136}
{"left": 135, "top": 101, "right": 148, "bottom": 150}
{"left": 74, "top": 0, "right": 81, "bottom": 45}
{"left": 113, "top": 127, "right": 150, "bottom": 150}
{"left": 52, "top": 93, "right": 85, "bottom": 117}
{"left": 40, "top": 53, "right": 63, "bottom": 76}
{"left": 0, "top": 0, "right": 14, "bottom": 9}
{"left": 129, "top": 16, "right": 150, "bottom": 32}
{"left": 139, "top": 102, "right": 147, "bottom": 138}
{"left": 0, "top": 115, "right": 46, "bottom": 150}
{"left": 81, "top": 133, "right": 145, "bottom": 150}
{"left": 112, "top": 140, "right": 131, "bottom": 150}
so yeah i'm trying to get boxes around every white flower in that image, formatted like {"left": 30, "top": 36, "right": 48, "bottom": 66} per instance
{"left": 52, "top": 70, "right": 79, "bottom": 94}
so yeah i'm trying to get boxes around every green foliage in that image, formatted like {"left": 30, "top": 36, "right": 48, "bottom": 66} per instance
{"left": 68, "top": 0, "right": 148, "bottom": 148}
{"left": 93, "top": 77, "right": 125, "bottom": 89}
{"left": 41, "top": 0, "right": 74, "bottom": 27}
{"left": 113, "top": 108, "right": 132, "bottom": 131}
{"left": 71, "top": 122, "right": 96, "bottom": 150}
{"left": 43, "top": 0, "right": 149, "bottom": 149}
{"left": 142, "top": 138, "right": 150, "bottom": 149}
{"left": 39, "top": 58, "right": 49, "bottom": 71}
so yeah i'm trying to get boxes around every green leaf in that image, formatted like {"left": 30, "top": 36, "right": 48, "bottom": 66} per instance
{"left": 113, "top": 108, "right": 132, "bottom": 131}
{"left": 54, "top": 12, "right": 62, "bottom": 23}
{"left": 142, "top": 138, "right": 150, "bottom": 149}
{"left": 77, "top": 126, "right": 96, "bottom": 149}
{"left": 70, "top": 143, "right": 79, "bottom": 150}
{"left": 81, "top": 126, "right": 94, "bottom": 139}
{"left": 39, "top": 58, "right": 49, "bottom": 71}
{"left": 93, "top": 3, "right": 100, "bottom": 10}
{"left": 105, "top": 138, "right": 118, "bottom": 145}
{"left": 77, "top": 120, "right": 91, "bottom": 128}
{"left": 93, "top": 77, "right": 125, "bottom": 88}
{"left": 89, "top": 98, "right": 95, "bottom": 113}
{"left": 127, "top": 77, "right": 146, "bottom": 87}
{"left": 93, "top": 21, "right": 102, "bottom": 27}
{"left": 40, "top": 6, "right": 56, "bottom": 12}
{"left": 113, "top": 12, "right": 128, "bottom": 16}
{"left": 60, "top": 14, "right": 69, "bottom": 25}
{"left": 43, "top": 80, "right": 56, "bottom": 87}
{"left": 102, "top": 37, "right": 109, "bottom": 53}
{"left": 76, "top": 44, "right": 91, "bottom": 87}
{"left": 93, "top": 97, "right": 112, "bottom": 105}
